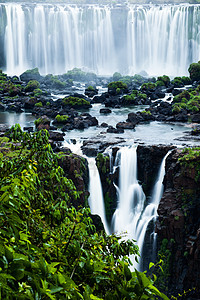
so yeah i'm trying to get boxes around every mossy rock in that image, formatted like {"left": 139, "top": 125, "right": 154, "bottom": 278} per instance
{"left": 62, "top": 96, "right": 91, "bottom": 109}
{"left": 25, "top": 80, "right": 40, "bottom": 92}
{"left": 141, "top": 82, "right": 156, "bottom": 91}
{"left": 34, "top": 115, "right": 50, "bottom": 128}
{"left": 157, "top": 75, "right": 170, "bottom": 86}
{"left": 20, "top": 68, "right": 41, "bottom": 82}
{"left": 54, "top": 114, "right": 69, "bottom": 124}
{"left": 188, "top": 62, "right": 200, "bottom": 82}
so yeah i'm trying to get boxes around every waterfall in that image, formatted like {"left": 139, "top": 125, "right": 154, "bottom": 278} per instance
{"left": 112, "top": 146, "right": 170, "bottom": 270}
{"left": 1, "top": 3, "right": 200, "bottom": 76}
{"left": 64, "top": 140, "right": 110, "bottom": 234}
{"left": 127, "top": 4, "right": 198, "bottom": 76}
{"left": 88, "top": 157, "right": 110, "bottom": 235}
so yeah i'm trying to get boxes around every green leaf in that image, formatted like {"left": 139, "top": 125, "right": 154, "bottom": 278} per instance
{"left": 149, "top": 262, "right": 154, "bottom": 269}
{"left": 90, "top": 294, "right": 104, "bottom": 300}
{"left": 124, "top": 264, "right": 132, "bottom": 281}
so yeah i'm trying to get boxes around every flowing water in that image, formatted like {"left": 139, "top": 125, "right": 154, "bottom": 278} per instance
{"left": 0, "top": 3, "right": 200, "bottom": 76}
{"left": 111, "top": 146, "right": 170, "bottom": 270}
{"left": 64, "top": 141, "right": 110, "bottom": 234}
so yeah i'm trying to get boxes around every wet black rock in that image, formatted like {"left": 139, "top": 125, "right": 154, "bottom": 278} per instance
{"left": 100, "top": 108, "right": 112, "bottom": 114}
{"left": 107, "top": 126, "right": 124, "bottom": 134}
{"left": 116, "top": 122, "right": 135, "bottom": 130}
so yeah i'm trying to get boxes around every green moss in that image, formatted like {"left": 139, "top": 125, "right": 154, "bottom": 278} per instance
{"left": 25, "top": 80, "right": 40, "bottom": 92}
{"left": 172, "top": 77, "right": 184, "bottom": 87}
{"left": 23, "top": 67, "right": 40, "bottom": 75}
{"left": 45, "top": 74, "right": 66, "bottom": 89}
{"left": 86, "top": 85, "right": 95, "bottom": 91}
{"left": 179, "top": 147, "right": 200, "bottom": 182}
{"left": 33, "top": 88, "right": 43, "bottom": 97}
{"left": 108, "top": 81, "right": 128, "bottom": 90}
{"left": 141, "top": 110, "right": 151, "bottom": 115}
{"left": 157, "top": 75, "right": 170, "bottom": 86}
{"left": 156, "top": 80, "right": 165, "bottom": 87}
{"left": 141, "top": 82, "right": 156, "bottom": 91}
{"left": 34, "top": 117, "right": 49, "bottom": 127}
{"left": 35, "top": 101, "right": 43, "bottom": 107}
{"left": 62, "top": 96, "right": 91, "bottom": 109}
{"left": 188, "top": 62, "right": 200, "bottom": 81}
{"left": 96, "top": 153, "right": 109, "bottom": 174}
{"left": 55, "top": 114, "right": 69, "bottom": 124}
{"left": 172, "top": 88, "right": 200, "bottom": 113}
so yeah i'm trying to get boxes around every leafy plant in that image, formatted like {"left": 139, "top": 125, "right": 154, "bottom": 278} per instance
{"left": 0, "top": 125, "right": 169, "bottom": 299}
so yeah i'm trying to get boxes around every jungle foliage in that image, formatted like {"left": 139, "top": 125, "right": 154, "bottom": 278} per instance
{"left": 0, "top": 125, "right": 169, "bottom": 299}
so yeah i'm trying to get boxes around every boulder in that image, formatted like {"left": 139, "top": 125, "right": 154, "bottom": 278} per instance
{"left": 100, "top": 108, "right": 112, "bottom": 114}
{"left": 116, "top": 122, "right": 135, "bottom": 129}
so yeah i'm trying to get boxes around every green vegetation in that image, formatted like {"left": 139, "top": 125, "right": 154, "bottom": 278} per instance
{"left": 62, "top": 96, "right": 91, "bottom": 109}
{"left": 188, "top": 61, "right": 200, "bottom": 82}
{"left": 141, "top": 82, "right": 156, "bottom": 91}
{"left": 0, "top": 71, "right": 22, "bottom": 96}
{"left": 108, "top": 81, "right": 128, "bottom": 90}
{"left": 172, "top": 86, "right": 200, "bottom": 113}
{"left": 35, "top": 101, "right": 43, "bottom": 107}
{"left": 55, "top": 114, "right": 69, "bottom": 124}
{"left": 157, "top": 75, "right": 170, "bottom": 86}
{"left": 63, "top": 68, "right": 96, "bottom": 82}
{"left": 122, "top": 90, "right": 147, "bottom": 105}
{"left": 25, "top": 80, "right": 40, "bottom": 92}
{"left": 141, "top": 110, "right": 152, "bottom": 115}
{"left": 86, "top": 85, "right": 95, "bottom": 91}
{"left": 96, "top": 153, "right": 109, "bottom": 174}
{"left": 156, "top": 239, "right": 172, "bottom": 293}
{"left": 33, "top": 88, "right": 43, "bottom": 97}
{"left": 21, "top": 67, "right": 40, "bottom": 76}
{"left": 34, "top": 116, "right": 50, "bottom": 127}
{"left": 44, "top": 74, "right": 66, "bottom": 89}
{"left": 0, "top": 125, "right": 169, "bottom": 299}
{"left": 179, "top": 147, "right": 200, "bottom": 182}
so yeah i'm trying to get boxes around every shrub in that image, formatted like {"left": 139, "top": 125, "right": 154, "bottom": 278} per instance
{"left": 55, "top": 114, "right": 69, "bottom": 124}
{"left": 62, "top": 96, "right": 91, "bottom": 108}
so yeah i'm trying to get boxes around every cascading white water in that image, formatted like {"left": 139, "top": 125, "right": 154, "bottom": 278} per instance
{"left": 112, "top": 146, "right": 146, "bottom": 240}
{"left": 112, "top": 146, "right": 170, "bottom": 270}
{"left": 88, "top": 157, "right": 110, "bottom": 235}
{"left": 64, "top": 140, "right": 110, "bottom": 235}
{"left": 127, "top": 4, "right": 200, "bottom": 77}
{"left": 1, "top": 3, "right": 200, "bottom": 76}
{"left": 2, "top": 3, "right": 117, "bottom": 75}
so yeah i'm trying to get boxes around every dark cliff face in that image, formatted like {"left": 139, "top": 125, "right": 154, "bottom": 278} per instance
{"left": 156, "top": 148, "right": 200, "bottom": 298}
{"left": 58, "top": 151, "right": 89, "bottom": 208}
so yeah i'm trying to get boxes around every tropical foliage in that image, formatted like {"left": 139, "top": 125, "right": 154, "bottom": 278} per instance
{"left": 0, "top": 125, "right": 169, "bottom": 299}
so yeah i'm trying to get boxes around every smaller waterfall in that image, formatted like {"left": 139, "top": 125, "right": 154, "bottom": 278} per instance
{"left": 88, "top": 157, "right": 110, "bottom": 235}
{"left": 112, "top": 146, "right": 171, "bottom": 270}
{"left": 64, "top": 140, "right": 109, "bottom": 234}
{"left": 112, "top": 146, "right": 146, "bottom": 239}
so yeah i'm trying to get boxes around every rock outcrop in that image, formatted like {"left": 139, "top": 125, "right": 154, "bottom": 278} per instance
{"left": 156, "top": 148, "right": 200, "bottom": 298}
